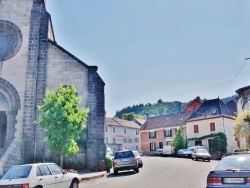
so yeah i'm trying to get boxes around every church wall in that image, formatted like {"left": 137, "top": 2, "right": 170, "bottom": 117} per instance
{"left": 47, "top": 43, "right": 89, "bottom": 108}
{"left": 0, "top": 0, "right": 33, "bottom": 140}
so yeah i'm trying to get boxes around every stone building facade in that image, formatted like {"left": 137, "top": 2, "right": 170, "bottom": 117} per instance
{"left": 0, "top": 0, "right": 105, "bottom": 175}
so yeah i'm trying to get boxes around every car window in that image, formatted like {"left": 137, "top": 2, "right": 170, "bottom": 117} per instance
{"left": 1, "top": 165, "right": 32, "bottom": 180}
{"left": 115, "top": 151, "right": 134, "bottom": 159}
{"left": 48, "top": 164, "right": 63, "bottom": 175}
{"left": 37, "top": 165, "right": 52, "bottom": 176}
{"left": 133, "top": 151, "right": 139, "bottom": 157}
{"left": 215, "top": 156, "right": 250, "bottom": 170}
{"left": 196, "top": 149, "right": 208, "bottom": 153}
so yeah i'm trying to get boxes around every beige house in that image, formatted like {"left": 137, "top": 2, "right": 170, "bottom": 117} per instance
{"left": 105, "top": 118, "right": 141, "bottom": 154}
{"left": 186, "top": 98, "right": 237, "bottom": 152}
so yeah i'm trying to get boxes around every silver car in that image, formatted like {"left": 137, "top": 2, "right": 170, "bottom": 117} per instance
{"left": 113, "top": 150, "right": 139, "bottom": 175}
{"left": 191, "top": 148, "right": 211, "bottom": 162}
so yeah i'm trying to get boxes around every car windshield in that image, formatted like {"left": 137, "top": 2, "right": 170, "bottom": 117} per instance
{"left": 187, "top": 147, "right": 195, "bottom": 151}
{"left": 196, "top": 149, "right": 208, "bottom": 153}
{"left": 115, "top": 151, "right": 134, "bottom": 159}
{"left": 215, "top": 156, "right": 250, "bottom": 170}
{"left": 1, "top": 165, "right": 32, "bottom": 180}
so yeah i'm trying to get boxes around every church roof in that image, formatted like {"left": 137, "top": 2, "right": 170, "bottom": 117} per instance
{"left": 187, "top": 98, "right": 236, "bottom": 122}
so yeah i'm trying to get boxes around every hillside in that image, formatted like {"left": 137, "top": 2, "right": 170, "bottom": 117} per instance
{"left": 115, "top": 95, "right": 237, "bottom": 119}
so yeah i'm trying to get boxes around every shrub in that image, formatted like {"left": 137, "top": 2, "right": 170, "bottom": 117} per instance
{"left": 105, "top": 155, "right": 113, "bottom": 172}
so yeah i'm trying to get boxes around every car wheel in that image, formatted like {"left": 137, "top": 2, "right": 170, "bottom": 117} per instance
{"left": 114, "top": 169, "right": 118, "bottom": 175}
{"left": 70, "top": 180, "right": 79, "bottom": 188}
{"left": 134, "top": 167, "right": 139, "bottom": 173}
{"left": 140, "top": 163, "right": 143, "bottom": 168}
{"left": 207, "top": 159, "right": 210, "bottom": 162}
{"left": 195, "top": 156, "right": 198, "bottom": 161}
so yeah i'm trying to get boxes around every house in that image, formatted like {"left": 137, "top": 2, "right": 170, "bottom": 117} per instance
{"left": 140, "top": 111, "right": 193, "bottom": 155}
{"left": 139, "top": 97, "right": 202, "bottom": 155}
{"left": 186, "top": 98, "right": 237, "bottom": 152}
{"left": 105, "top": 118, "right": 141, "bottom": 154}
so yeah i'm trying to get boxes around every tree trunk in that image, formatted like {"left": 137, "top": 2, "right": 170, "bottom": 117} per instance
{"left": 60, "top": 154, "right": 64, "bottom": 168}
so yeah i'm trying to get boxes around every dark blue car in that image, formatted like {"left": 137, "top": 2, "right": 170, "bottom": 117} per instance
{"left": 207, "top": 154, "right": 250, "bottom": 187}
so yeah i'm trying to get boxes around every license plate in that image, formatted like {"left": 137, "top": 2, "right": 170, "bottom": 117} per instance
{"left": 224, "top": 178, "right": 244, "bottom": 184}
{"left": 121, "top": 159, "right": 130, "bottom": 162}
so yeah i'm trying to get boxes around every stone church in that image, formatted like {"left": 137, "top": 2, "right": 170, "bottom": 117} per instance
{"left": 0, "top": 0, "right": 106, "bottom": 175}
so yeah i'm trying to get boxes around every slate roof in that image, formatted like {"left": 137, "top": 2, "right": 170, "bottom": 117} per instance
{"left": 226, "top": 100, "right": 237, "bottom": 113}
{"left": 106, "top": 117, "right": 141, "bottom": 129}
{"left": 187, "top": 98, "right": 236, "bottom": 121}
{"left": 236, "top": 85, "right": 250, "bottom": 94}
{"left": 140, "top": 111, "right": 193, "bottom": 131}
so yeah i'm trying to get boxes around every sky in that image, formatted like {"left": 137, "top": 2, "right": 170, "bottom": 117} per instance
{"left": 45, "top": 1, "right": 250, "bottom": 117}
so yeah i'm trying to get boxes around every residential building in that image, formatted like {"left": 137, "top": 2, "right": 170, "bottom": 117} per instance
{"left": 186, "top": 98, "right": 237, "bottom": 152}
{"left": 105, "top": 118, "right": 141, "bottom": 154}
{"left": 140, "top": 111, "right": 193, "bottom": 155}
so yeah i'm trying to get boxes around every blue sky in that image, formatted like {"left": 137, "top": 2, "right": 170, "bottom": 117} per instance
{"left": 45, "top": 1, "right": 250, "bottom": 117}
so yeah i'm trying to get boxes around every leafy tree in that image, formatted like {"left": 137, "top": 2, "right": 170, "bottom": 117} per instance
{"left": 234, "top": 109, "right": 250, "bottom": 149}
{"left": 172, "top": 128, "right": 187, "bottom": 152}
{"left": 36, "top": 85, "right": 89, "bottom": 167}
{"left": 122, "top": 112, "right": 143, "bottom": 121}
{"left": 210, "top": 132, "right": 227, "bottom": 153}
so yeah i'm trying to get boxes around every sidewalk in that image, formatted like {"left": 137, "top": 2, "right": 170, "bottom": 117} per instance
{"left": 79, "top": 171, "right": 108, "bottom": 181}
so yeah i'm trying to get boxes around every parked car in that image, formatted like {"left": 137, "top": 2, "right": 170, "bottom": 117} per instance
{"left": 162, "top": 145, "right": 174, "bottom": 156}
{"left": 113, "top": 150, "right": 139, "bottom": 175}
{"left": 191, "top": 148, "right": 211, "bottom": 162}
{"left": 132, "top": 150, "right": 143, "bottom": 168}
{"left": 206, "top": 154, "right": 250, "bottom": 187}
{"left": 177, "top": 149, "right": 187, "bottom": 158}
{"left": 185, "top": 146, "right": 205, "bottom": 158}
{"left": 154, "top": 149, "right": 163, "bottom": 156}
{"left": 0, "top": 163, "right": 80, "bottom": 188}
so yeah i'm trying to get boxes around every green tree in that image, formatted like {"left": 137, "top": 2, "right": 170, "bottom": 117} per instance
{"left": 172, "top": 128, "right": 186, "bottom": 152}
{"left": 210, "top": 133, "right": 227, "bottom": 153}
{"left": 36, "top": 85, "right": 89, "bottom": 167}
{"left": 122, "top": 112, "right": 143, "bottom": 121}
{"left": 234, "top": 109, "right": 250, "bottom": 149}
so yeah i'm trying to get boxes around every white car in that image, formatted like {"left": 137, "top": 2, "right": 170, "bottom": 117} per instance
{"left": 0, "top": 163, "right": 80, "bottom": 188}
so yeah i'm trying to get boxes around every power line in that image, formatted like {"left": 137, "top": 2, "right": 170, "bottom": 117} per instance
{"left": 221, "top": 60, "right": 248, "bottom": 96}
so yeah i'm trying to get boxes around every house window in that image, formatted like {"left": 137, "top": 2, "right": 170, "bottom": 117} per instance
{"left": 106, "top": 137, "right": 108, "bottom": 143}
{"left": 113, "top": 138, "right": 116, "bottom": 144}
{"left": 149, "top": 131, "right": 156, "bottom": 139}
{"left": 210, "top": 122, "right": 215, "bottom": 132}
{"left": 124, "top": 138, "right": 127, "bottom": 143}
{"left": 134, "top": 138, "right": 139, "bottom": 142}
{"left": 166, "top": 141, "right": 171, "bottom": 145}
{"left": 129, "top": 139, "right": 132, "bottom": 143}
{"left": 113, "top": 126, "right": 116, "bottom": 133}
{"left": 150, "top": 143, "right": 155, "bottom": 151}
{"left": 136, "top": 129, "right": 139, "bottom": 135}
{"left": 124, "top": 128, "right": 127, "bottom": 134}
{"left": 106, "top": 126, "right": 108, "bottom": 132}
{"left": 159, "top": 142, "right": 163, "bottom": 149}
{"left": 194, "top": 125, "right": 199, "bottom": 133}
{"left": 164, "top": 130, "right": 172, "bottom": 137}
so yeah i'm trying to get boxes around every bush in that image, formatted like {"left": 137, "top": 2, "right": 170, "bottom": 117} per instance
{"left": 105, "top": 155, "right": 113, "bottom": 172}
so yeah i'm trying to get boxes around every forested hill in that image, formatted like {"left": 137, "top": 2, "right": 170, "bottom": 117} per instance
{"left": 114, "top": 95, "right": 237, "bottom": 119}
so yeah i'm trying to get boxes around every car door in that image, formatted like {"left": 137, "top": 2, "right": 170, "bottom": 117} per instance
{"left": 36, "top": 164, "right": 56, "bottom": 188}
{"left": 48, "top": 164, "right": 71, "bottom": 188}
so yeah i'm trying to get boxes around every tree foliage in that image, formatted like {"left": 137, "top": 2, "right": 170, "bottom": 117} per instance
{"left": 172, "top": 128, "right": 187, "bottom": 152}
{"left": 36, "top": 85, "right": 89, "bottom": 165}
{"left": 122, "top": 112, "right": 144, "bottom": 121}
{"left": 114, "top": 96, "right": 236, "bottom": 118}
{"left": 210, "top": 132, "right": 227, "bottom": 153}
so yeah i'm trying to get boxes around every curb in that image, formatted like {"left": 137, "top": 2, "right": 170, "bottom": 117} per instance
{"left": 80, "top": 171, "right": 108, "bottom": 181}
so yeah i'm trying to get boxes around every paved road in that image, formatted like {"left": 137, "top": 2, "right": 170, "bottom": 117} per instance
{"left": 80, "top": 156, "right": 219, "bottom": 188}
